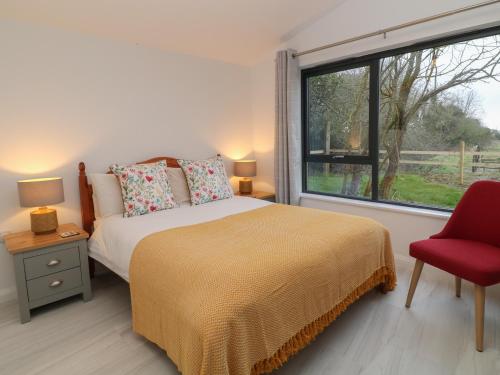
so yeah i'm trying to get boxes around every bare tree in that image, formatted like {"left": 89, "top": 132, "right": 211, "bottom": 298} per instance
{"left": 341, "top": 69, "right": 369, "bottom": 195}
{"left": 379, "top": 36, "right": 500, "bottom": 199}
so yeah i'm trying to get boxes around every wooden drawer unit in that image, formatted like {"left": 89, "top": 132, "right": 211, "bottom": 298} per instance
{"left": 24, "top": 245, "right": 81, "bottom": 280}
{"left": 4, "top": 224, "right": 92, "bottom": 323}
{"left": 27, "top": 267, "right": 83, "bottom": 301}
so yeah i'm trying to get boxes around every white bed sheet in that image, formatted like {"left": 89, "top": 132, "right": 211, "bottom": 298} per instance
{"left": 88, "top": 196, "right": 272, "bottom": 281}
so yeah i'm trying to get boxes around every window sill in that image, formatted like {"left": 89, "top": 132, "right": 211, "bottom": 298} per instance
{"left": 299, "top": 193, "right": 451, "bottom": 220}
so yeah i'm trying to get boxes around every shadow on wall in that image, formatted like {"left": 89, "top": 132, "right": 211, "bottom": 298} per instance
{"left": 253, "top": 149, "right": 275, "bottom": 193}
{"left": 0, "top": 129, "right": 99, "bottom": 231}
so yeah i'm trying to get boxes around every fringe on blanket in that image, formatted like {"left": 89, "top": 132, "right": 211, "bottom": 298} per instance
{"left": 251, "top": 266, "right": 397, "bottom": 375}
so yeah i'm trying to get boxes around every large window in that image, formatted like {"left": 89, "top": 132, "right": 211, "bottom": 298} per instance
{"left": 303, "top": 27, "right": 500, "bottom": 211}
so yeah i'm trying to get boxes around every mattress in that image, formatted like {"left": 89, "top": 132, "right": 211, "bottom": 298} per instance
{"left": 88, "top": 196, "right": 272, "bottom": 280}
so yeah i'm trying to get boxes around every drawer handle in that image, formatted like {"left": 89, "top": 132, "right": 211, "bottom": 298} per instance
{"left": 49, "top": 280, "right": 63, "bottom": 288}
{"left": 47, "top": 259, "right": 61, "bottom": 267}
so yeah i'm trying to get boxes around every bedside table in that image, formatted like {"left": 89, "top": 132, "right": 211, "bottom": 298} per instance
{"left": 4, "top": 223, "right": 92, "bottom": 323}
{"left": 235, "top": 190, "right": 276, "bottom": 202}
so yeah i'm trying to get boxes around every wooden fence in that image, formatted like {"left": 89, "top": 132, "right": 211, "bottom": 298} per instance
{"left": 311, "top": 140, "right": 500, "bottom": 184}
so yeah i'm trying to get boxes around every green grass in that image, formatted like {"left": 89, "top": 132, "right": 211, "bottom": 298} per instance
{"left": 389, "top": 174, "right": 463, "bottom": 208}
{"left": 308, "top": 173, "right": 463, "bottom": 209}
{"left": 308, "top": 141, "right": 499, "bottom": 209}
{"left": 307, "top": 174, "right": 370, "bottom": 195}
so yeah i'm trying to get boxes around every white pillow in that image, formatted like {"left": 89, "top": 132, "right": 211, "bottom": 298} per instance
{"left": 167, "top": 167, "right": 191, "bottom": 205}
{"left": 89, "top": 173, "right": 124, "bottom": 218}
{"left": 92, "top": 192, "right": 101, "bottom": 218}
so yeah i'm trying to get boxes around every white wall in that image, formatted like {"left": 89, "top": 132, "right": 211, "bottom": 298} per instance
{"left": 0, "top": 19, "right": 253, "bottom": 301}
{"left": 288, "top": 0, "right": 500, "bottom": 68}
{"left": 251, "top": 55, "right": 276, "bottom": 193}
{"left": 251, "top": 0, "right": 500, "bottom": 253}
{"left": 300, "top": 195, "right": 449, "bottom": 259}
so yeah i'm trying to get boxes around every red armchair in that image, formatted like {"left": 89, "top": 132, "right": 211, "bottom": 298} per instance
{"left": 405, "top": 180, "right": 500, "bottom": 352}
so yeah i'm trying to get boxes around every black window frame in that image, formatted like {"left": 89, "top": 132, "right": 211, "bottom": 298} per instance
{"left": 301, "top": 25, "right": 500, "bottom": 212}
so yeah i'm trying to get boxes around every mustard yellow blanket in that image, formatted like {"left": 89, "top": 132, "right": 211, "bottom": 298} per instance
{"left": 130, "top": 204, "right": 396, "bottom": 375}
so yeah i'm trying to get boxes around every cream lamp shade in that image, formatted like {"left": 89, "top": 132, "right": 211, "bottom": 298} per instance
{"left": 234, "top": 160, "right": 257, "bottom": 177}
{"left": 17, "top": 177, "right": 64, "bottom": 235}
{"left": 18, "top": 177, "right": 65, "bottom": 207}
{"left": 234, "top": 160, "right": 256, "bottom": 194}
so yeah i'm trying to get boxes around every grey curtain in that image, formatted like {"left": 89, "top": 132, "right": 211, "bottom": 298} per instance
{"left": 275, "top": 49, "right": 301, "bottom": 205}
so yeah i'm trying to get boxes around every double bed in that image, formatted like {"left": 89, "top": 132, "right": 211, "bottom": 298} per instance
{"left": 78, "top": 157, "right": 396, "bottom": 375}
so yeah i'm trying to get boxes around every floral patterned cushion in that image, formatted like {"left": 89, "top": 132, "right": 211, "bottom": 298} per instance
{"left": 110, "top": 161, "right": 176, "bottom": 217}
{"left": 177, "top": 156, "right": 233, "bottom": 205}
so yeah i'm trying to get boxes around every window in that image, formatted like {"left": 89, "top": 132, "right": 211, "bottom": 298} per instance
{"left": 302, "top": 27, "right": 500, "bottom": 211}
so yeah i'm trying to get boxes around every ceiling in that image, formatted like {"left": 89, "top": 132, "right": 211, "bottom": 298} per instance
{"left": 0, "top": 0, "right": 344, "bottom": 66}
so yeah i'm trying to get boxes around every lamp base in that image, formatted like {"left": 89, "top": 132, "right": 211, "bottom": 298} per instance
{"left": 30, "top": 207, "right": 58, "bottom": 235}
{"left": 239, "top": 178, "right": 253, "bottom": 194}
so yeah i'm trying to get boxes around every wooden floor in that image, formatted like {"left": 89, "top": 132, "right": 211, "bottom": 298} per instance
{"left": 1, "top": 257, "right": 499, "bottom": 375}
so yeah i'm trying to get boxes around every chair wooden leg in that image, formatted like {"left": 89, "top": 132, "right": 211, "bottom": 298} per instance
{"left": 405, "top": 260, "right": 424, "bottom": 308}
{"left": 455, "top": 277, "right": 461, "bottom": 298}
{"left": 475, "top": 285, "right": 485, "bottom": 352}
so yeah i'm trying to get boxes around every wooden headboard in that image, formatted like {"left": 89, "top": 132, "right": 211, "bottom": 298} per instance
{"left": 78, "top": 157, "right": 180, "bottom": 236}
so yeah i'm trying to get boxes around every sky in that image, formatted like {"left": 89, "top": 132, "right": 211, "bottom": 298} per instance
{"left": 433, "top": 35, "right": 500, "bottom": 131}
{"left": 470, "top": 80, "right": 500, "bottom": 131}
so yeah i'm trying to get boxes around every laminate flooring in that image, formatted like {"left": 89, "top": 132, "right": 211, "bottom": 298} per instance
{"left": 1, "top": 256, "right": 499, "bottom": 375}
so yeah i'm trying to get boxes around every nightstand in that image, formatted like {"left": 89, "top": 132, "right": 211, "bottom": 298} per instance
{"left": 4, "top": 223, "right": 92, "bottom": 323}
{"left": 236, "top": 190, "right": 276, "bottom": 202}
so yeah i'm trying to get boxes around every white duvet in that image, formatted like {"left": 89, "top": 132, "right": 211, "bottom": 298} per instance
{"left": 88, "top": 196, "right": 272, "bottom": 281}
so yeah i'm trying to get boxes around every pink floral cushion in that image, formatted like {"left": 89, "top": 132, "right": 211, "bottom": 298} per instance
{"left": 177, "top": 156, "right": 233, "bottom": 205}
{"left": 110, "top": 161, "right": 176, "bottom": 217}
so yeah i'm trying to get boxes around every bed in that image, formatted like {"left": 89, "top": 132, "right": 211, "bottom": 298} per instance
{"left": 78, "top": 157, "right": 396, "bottom": 375}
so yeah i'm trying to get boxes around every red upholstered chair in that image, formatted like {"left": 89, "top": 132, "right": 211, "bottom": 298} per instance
{"left": 405, "top": 180, "right": 500, "bottom": 352}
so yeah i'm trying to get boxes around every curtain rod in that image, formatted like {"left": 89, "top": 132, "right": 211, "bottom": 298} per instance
{"left": 293, "top": 0, "right": 500, "bottom": 58}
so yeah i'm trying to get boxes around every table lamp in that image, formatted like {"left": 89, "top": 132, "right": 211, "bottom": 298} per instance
{"left": 234, "top": 160, "right": 257, "bottom": 194}
{"left": 17, "top": 177, "right": 65, "bottom": 235}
